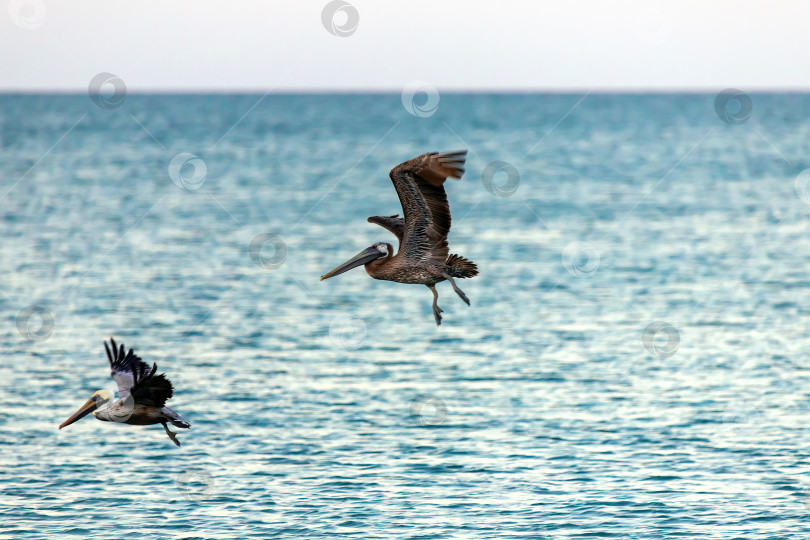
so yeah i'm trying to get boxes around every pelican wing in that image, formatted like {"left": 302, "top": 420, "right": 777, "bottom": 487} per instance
{"left": 130, "top": 370, "right": 174, "bottom": 409}
{"left": 105, "top": 338, "right": 173, "bottom": 407}
{"left": 388, "top": 150, "right": 466, "bottom": 262}
{"left": 367, "top": 214, "right": 405, "bottom": 242}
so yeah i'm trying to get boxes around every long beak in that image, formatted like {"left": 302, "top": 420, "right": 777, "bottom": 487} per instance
{"left": 320, "top": 247, "right": 383, "bottom": 281}
{"left": 59, "top": 396, "right": 101, "bottom": 430}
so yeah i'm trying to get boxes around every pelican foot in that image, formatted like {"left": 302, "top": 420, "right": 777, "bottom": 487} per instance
{"left": 433, "top": 305, "right": 443, "bottom": 326}
{"left": 162, "top": 421, "right": 182, "bottom": 447}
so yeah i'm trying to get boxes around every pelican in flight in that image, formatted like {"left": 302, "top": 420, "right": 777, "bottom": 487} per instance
{"left": 59, "top": 338, "right": 190, "bottom": 447}
{"left": 321, "top": 150, "right": 478, "bottom": 325}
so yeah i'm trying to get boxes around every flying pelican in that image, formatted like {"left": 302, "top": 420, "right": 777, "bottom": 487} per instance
{"left": 59, "top": 338, "right": 190, "bottom": 447}
{"left": 320, "top": 150, "right": 478, "bottom": 325}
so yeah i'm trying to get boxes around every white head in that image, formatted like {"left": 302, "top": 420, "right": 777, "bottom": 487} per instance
{"left": 59, "top": 389, "right": 112, "bottom": 429}
{"left": 371, "top": 242, "right": 389, "bottom": 256}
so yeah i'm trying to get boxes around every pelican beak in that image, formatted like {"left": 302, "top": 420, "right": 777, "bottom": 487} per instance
{"left": 59, "top": 394, "right": 107, "bottom": 430}
{"left": 320, "top": 247, "right": 385, "bottom": 281}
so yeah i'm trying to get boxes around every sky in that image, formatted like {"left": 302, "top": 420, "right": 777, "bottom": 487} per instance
{"left": 2, "top": 0, "right": 810, "bottom": 92}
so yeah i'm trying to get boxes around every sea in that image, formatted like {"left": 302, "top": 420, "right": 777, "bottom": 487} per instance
{"left": 2, "top": 93, "right": 810, "bottom": 539}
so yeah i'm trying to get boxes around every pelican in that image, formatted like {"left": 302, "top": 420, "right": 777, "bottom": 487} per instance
{"left": 59, "top": 338, "right": 190, "bottom": 447}
{"left": 321, "top": 150, "right": 478, "bottom": 325}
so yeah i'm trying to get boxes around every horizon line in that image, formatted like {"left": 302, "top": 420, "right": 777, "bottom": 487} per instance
{"left": 2, "top": 86, "right": 810, "bottom": 95}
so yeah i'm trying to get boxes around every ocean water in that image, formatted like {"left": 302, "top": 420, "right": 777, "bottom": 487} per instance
{"left": 2, "top": 93, "right": 810, "bottom": 539}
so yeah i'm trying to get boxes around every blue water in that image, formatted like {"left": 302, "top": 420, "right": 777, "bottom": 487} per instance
{"left": 2, "top": 93, "right": 810, "bottom": 539}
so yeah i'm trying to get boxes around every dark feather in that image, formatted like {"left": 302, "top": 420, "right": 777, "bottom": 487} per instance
{"left": 104, "top": 337, "right": 174, "bottom": 407}
{"left": 446, "top": 253, "right": 478, "bottom": 278}
{"left": 106, "top": 337, "right": 150, "bottom": 378}
{"left": 368, "top": 214, "right": 405, "bottom": 242}
{"left": 131, "top": 372, "right": 174, "bottom": 408}
{"left": 388, "top": 150, "right": 466, "bottom": 262}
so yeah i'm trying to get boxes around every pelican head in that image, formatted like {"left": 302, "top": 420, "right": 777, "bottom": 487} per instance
{"left": 59, "top": 389, "right": 111, "bottom": 430}
{"left": 320, "top": 242, "right": 392, "bottom": 281}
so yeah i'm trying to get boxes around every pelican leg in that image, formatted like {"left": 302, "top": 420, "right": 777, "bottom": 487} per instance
{"left": 161, "top": 421, "right": 181, "bottom": 447}
{"left": 427, "top": 284, "right": 443, "bottom": 326}
{"left": 443, "top": 275, "right": 470, "bottom": 306}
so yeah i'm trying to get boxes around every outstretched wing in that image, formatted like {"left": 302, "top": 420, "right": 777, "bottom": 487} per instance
{"left": 388, "top": 150, "right": 466, "bottom": 262}
{"left": 367, "top": 214, "right": 405, "bottom": 242}
{"left": 130, "top": 371, "right": 174, "bottom": 409}
{"left": 106, "top": 337, "right": 150, "bottom": 399}
{"left": 104, "top": 338, "right": 173, "bottom": 407}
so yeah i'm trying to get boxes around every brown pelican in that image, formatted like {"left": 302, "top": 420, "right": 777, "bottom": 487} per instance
{"left": 59, "top": 338, "right": 190, "bottom": 447}
{"left": 321, "top": 150, "right": 478, "bottom": 325}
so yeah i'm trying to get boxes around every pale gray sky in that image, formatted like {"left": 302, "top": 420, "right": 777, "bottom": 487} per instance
{"left": 2, "top": 0, "right": 809, "bottom": 91}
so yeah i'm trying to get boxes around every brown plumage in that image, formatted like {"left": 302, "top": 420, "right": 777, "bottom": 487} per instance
{"left": 321, "top": 150, "right": 478, "bottom": 325}
{"left": 58, "top": 338, "right": 190, "bottom": 447}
